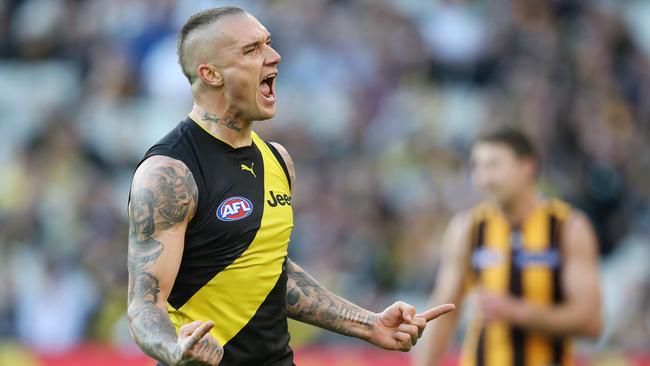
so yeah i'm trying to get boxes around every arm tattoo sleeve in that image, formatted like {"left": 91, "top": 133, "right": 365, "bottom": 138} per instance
{"left": 285, "top": 259, "right": 377, "bottom": 339}
{"left": 151, "top": 167, "right": 198, "bottom": 230}
{"left": 128, "top": 272, "right": 179, "bottom": 363}
{"left": 128, "top": 188, "right": 163, "bottom": 272}
{"left": 127, "top": 164, "right": 198, "bottom": 364}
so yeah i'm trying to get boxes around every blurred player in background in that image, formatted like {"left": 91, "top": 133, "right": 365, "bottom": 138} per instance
{"left": 415, "top": 129, "right": 602, "bottom": 366}
{"left": 126, "top": 6, "right": 454, "bottom": 366}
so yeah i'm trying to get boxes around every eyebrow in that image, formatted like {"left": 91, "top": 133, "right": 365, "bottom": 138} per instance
{"left": 241, "top": 34, "right": 271, "bottom": 50}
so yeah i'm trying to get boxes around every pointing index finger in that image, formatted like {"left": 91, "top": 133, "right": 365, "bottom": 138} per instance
{"left": 416, "top": 304, "right": 455, "bottom": 322}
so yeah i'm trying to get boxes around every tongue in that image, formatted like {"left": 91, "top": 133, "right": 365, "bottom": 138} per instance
{"left": 260, "top": 81, "right": 271, "bottom": 97}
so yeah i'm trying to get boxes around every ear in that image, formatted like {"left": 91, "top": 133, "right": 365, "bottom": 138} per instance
{"left": 197, "top": 64, "right": 224, "bottom": 87}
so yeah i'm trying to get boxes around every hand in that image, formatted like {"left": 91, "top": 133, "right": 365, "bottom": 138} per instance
{"left": 477, "top": 291, "right": 525, "bottom": 325}
{"left": 174, "top": 320, "right": 223, "bottom": 366}
{"left": 366, "top": 301, "right": 455, "bottom": 352}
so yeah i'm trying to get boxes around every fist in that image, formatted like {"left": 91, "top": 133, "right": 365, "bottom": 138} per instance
{"left": 477, "top": 291, "right": 523, "bottom": 324}
{"left": 368, "top": 301, "right": 455, "bottom": 352}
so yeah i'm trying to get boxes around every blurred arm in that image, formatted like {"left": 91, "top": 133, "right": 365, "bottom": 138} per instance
{"left": 127, "top": 156, "right": 210, "bottom": 365}
{"left": 414, "top": 212, "right": 472, "bottom": 366}
{"left": 509, "top": 212, "right": 602, "bottom": 337}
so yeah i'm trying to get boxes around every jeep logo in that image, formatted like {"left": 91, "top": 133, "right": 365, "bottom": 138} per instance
{"left": 267, "top": 191, "right": 291, "bottom": 207}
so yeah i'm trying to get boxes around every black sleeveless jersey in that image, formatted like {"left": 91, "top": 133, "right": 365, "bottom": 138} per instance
{"left": 140, "top": 117, "right": 294, "bottom": 366}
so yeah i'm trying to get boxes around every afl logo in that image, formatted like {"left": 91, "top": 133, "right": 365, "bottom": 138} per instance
{"left": 217, "top": 196, "right": 253, "bottom": 221}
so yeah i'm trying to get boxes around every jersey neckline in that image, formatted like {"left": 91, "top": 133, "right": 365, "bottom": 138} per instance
{"left": 186, "top": 115, "right": 257, "bottom": 152}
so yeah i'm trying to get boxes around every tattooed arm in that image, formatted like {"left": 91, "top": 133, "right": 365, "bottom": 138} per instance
{"left": 284, "top": 259, "right": 376, "bottom": 339}
{"left": 266, "top": 143, "right": 455, "bottom": 351}
{"left": 285, "top": 259, "right": 454, "bottom": 351}
{"left": 128, "top": 155, "right": 223, "bottom": 366}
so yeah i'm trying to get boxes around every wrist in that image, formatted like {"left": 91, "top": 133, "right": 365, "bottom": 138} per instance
{"left": 167, "top": 344, "right": 182, "bottom": 366}
{"left": 355, "top": 312, "right": 379, "bottom": 342}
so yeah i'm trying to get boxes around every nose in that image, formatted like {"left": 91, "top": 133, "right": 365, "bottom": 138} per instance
{"left": 265, "top": 45, "right": 281, "bottom": 66}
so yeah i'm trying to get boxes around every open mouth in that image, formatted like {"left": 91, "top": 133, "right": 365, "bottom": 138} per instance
{"left": 259, "top": 72, "right": 277, "bottom": 102}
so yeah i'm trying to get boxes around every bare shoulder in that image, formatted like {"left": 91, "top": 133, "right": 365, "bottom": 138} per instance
{"left": 443, "top": 210, "right": 475, "bottom": 255}
{"left": 566, "top": 209, "right": 592, "bottom": 227}
{"left": 562, "top": 210, "right": 598, "bottom": 256}
{"left": 133, "top": 155, "right": 194, "bottom": 186}
{"left": 269, "top": 142, "right": 295, "bottom": 188}
{"left": 449, "top": 210, "right": 473, "bottom": 230}
{"left": 130, "top": 155, "right": 199, "bottom": 226}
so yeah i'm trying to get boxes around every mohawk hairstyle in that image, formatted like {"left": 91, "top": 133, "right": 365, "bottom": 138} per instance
{"left": 177, "top": 6, "right": 245, "bottom": 83}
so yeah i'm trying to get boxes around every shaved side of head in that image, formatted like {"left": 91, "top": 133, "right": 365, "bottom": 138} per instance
{"left": 177, "top": 6, "right": 246, "bottom": 84}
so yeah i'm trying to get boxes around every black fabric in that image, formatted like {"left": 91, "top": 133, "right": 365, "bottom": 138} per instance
{"left": 474, "top": 220, "right": 486, "bottom": 366}
{"left": 509, "top": 228, "right": 526, "bottom": 366}
{"left": 155, "top": 262, "right": 295, "bottom": 366}
{"left": 136, "top": 118, "right": 293, "bottom": 365}
{"left": 218, "top": 260, "right": 294, "bottom": 366}
{"left": 549, "top": 215, "right": 566, "bottom": 365}
{"left": 140, "top": 119, "right": 266, "bottom": 308}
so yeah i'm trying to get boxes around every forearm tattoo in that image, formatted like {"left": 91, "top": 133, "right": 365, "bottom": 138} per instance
{"left": 128, "top": 272, "right": 179, "bottom": 362}
{"left": 127, "top": 163, "right": 198, "bottom": 363}
{"left": 285, "top": 260, "right": 377, "bottom": 339}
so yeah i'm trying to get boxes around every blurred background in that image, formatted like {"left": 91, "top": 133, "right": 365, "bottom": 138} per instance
{"left": 0, "top": 0, "right": 649, "bottom": 365}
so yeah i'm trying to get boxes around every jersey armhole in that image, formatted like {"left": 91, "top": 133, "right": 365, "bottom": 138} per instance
{"left": 264, "top": 141, "right": 292, "bottom": 191}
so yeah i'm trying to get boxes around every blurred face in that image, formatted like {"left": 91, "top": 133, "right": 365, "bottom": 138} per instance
{"left": 470, "top": 142, "right": 535, "bottom": 206}
{"left": 211, "top": 14, "right": 281, "bottom": 121}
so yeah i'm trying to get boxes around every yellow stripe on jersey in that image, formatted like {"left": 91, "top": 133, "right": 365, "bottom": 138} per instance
{"left": 483, "top": 213, "right": 512, "bottom": 366}
{"left": 522, "top": 206, "right": 553, "bottom": 366}
{"left": 168, "top": 131, "right": 293, "bottom": 345}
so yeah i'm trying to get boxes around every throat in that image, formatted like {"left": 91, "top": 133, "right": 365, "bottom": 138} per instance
{"left": 189, "top": 107, "right": 254, "bottom": 149}
{"left": 501, "top": 192, "right": 543, "bottom": 226}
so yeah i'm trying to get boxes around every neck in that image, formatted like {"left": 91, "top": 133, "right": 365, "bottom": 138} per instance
{"left": 500, "top": 186, "right": 540, "bottom": 227}
{"left": 189, "top": 102, "right": 253, "bottom": 148}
